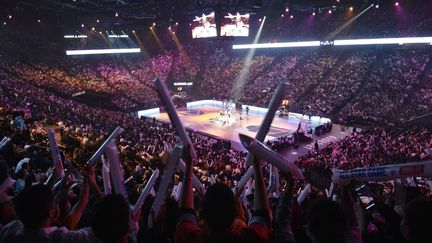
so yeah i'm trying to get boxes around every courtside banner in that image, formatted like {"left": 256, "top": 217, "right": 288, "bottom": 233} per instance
{"left": 332, "top": 160, "right": 432, "bottom": 183}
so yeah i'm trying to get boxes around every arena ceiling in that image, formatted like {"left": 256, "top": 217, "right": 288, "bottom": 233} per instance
{"left": 4, "top": 0, "right": 271, "bottom": 14}
{"left": 2, "top": 0, "right": 363, "bottom": 15}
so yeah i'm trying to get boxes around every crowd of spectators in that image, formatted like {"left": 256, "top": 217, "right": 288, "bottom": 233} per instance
{"left": 0, "top": 1, "right": 432, "bottom": 242}
{"left": 1, "top": 44, "right": 431, "bottom": 124}
{"left": 296, "top": 127, "right": 432, "bottom": 170}
{"left": 1, "top": 67, "right": 432, "bottom": 242}
{"left": 1, "top": 70, "right": 432, "bottom": 242}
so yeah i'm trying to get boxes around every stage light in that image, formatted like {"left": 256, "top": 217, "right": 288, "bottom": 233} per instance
{"left": 281, "top": 14, "right": 284, "bottom": 17}
{"left": 328, "top": 10, "right": 332, "bottom": 14}
{"left": 37, "top": 19, "right": 41, "bottom": 23}
{"left": 8, "top": 15, "right": 12, "bottom": 19}
{"left": 349, "top": 7, "right": 353, "bottom": 11}
{"left": 115, "top": 12, "right": 119, "bottom": 17}
{"left": 81, "top": 24, "right": 85, "bottom": 27}
{"left": 175, "top": 22, "right": 178, "bottom": 25}
{"left": 312, "top": 12, "right": 316, "bottom": 16}
{"left": 233, "top": 41, "right": 321, "bottom": 49}
{"left": 173, "top": 31, "right": 175, "bottom": 34}
{"left": 285, "top": 7, "right": 289, "bottom": 12}
{"left": 99, "top": 31, "right": 102, "bottom": 34}
{"left": 108, "top": 34, "right": 129, "bottom": 38}
{"left": 290, "top": 15, "right": 294, "bottom": 19}
{"left": 132, "top": 30, "right": 135, "bottom": 33}
{"left": 259, "top": 18, "right": 262, "bottom": 22}
{"left": 96, "top": 19, "right": 100, "bottom": 23}
{"left": 333, "top": 37, "right": 432, "bottom": 46}
{"left": 66, "top": 48, "right": 141, "bottom": 56}
{"left": 174, "top": 82, "right": 193, "bottom": 86}
{"left": 91, "top": 27, "right": 95, "bottom": 31}
{"left": 153, "top": 22, "right": 156, "bottom": 26}
{"left": 395, "top": 2, "right": 399, "bottom": 6}
{"left": 3, "top": 22, "right": 6, "bottom": 26}
{"left": 149, "top": 26, "right": 152, "bottom": 30}
{"left": 64, "top": 35, "right": 88, "bottom": 39}
{"left": 375, "top": 4, "right": 379, "bottom": 8}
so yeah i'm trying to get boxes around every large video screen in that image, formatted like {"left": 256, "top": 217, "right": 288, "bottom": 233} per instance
{"left": 191, "top": 12, "right": 217, "bottom": 38}
{"left": 220, "top": 12, "right": 250, "bottom": 37}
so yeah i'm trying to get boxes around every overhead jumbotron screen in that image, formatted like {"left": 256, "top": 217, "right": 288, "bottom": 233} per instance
{"left": 220, "top": 12, "right": 250, "bottom": 37}
{"left": 191, "top": 12, "right": 217, "bottom": 38}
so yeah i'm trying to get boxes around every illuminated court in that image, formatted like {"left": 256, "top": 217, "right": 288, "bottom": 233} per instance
{"left": 140, "top": 100, "right": 331, "bottom": 145}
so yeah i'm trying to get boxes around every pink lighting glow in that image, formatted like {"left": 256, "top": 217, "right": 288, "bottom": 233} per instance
{"left": 395, "top": 2, "right": 399, "bottom": 6}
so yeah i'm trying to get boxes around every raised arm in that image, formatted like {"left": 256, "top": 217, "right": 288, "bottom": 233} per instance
{"left": 179, "top": 145, "right": 194, "bottom": 210}
{"left": 67, "top": 166, "right": 93, "bottom": 229}
{"left": 274, "top": 174, "right": 296, "bottom": 243}
{"left": 252, "top": 158, "right": 268, "bottom": 211}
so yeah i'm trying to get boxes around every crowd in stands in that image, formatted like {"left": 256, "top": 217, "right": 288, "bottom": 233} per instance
{"left": 0, "top": 1, "right": 432, "bottom": 242}
{"left": 296, "top": 127, "right": 432, "bottom": 170}
{"left": 1, "top": 46, "right": 432, "bottom": 241}
{"left": 1, "top": 45, "right": 431, "bottom": 125}
{"left": 1, "top": 73, "right": 432, "bottom": 243}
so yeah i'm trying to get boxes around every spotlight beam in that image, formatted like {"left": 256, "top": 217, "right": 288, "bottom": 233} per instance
{"left": 150, "top": 28, "right": 165, "bottom": 51}
{"left": 326, "top": 4, "right": 374, "bottom": 40}
{"left": 231, "top": 16, "right": 266, "bottom": 101}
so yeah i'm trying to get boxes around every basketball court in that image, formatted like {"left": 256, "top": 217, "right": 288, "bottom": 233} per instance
{"left": 141, "top": 101, "right": 331, "bottom": 145}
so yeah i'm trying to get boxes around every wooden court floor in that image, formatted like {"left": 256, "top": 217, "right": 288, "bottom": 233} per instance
{"left": 151, "top": 106, "right": 325, "bottom": 144}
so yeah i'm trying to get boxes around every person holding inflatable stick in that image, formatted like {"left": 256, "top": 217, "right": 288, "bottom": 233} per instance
{"left": 101, "top": 156, "right": 111, "bottom": 195}
{"left": 152, "top": 78, "right": 197, "bottom": 160}
{"left": 47, "top": 129, "right": 65, "bottom": 178}
{"left": 149, "top": 145, "right": 183, "bottom": 228}
{"left": 86, "top": 126, "right": 124, "bottom": 166}
{"left": 105, "top": 140, "right": 128, "bottom": 199}
{"left": 178, "top": 160, "right": 206, "bottom": 197}
{"left": 153, "top": 78, "right": 205, "bottom": 196}
{"left": 132, "top": 169, "right": 159, "bottom": 216}
{"left": 245, "top": 82, "right": 286, "bottom": 167}
{"left": 233, "top": 166, "right": 254, "bottom": 194}
{"left": 239, "top": 134, "right": 304, "bottom": 180}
